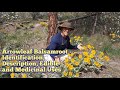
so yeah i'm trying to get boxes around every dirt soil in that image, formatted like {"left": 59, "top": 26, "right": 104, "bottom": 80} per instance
{"left": 80, "top": 57, "right": 120, "bottom": 78}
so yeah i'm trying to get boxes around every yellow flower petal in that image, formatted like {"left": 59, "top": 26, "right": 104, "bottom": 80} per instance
{"left": 75, "top": 73, "right": 79, "bottom": 77}
{"left": 91, "top": 50, "right": 96, "bottom": 55}
{"left": 10, "top": 73, "right": 15, "bottom": 78}
{"left": 83, "top": 52, "right": 89, "bottom": 56}
{"left": 89, "top": 54, "right": 94, "bottom": 58}
{"left": 63, "top": 72, "right": 68, "bottom": 77}
{"left": 64, "top": 58, "right": 69, "bottom": 63}
{"left": 84, "top": 58, "right": 91, "bottom": 65}
{"left": 104, "top": 56, "right": 110, "bottom": 61}
{"left": 68, "top": 64, "right": 74, "bottom": 71}
{"left": 94, "top": 61, "right": 102, "bottom": 68}
{"left": 74, "top": 61, "right": 80, "bottom": 66}
{"left": 71, "top": 58, "right": 75, "bottom": 63}
{"left": 83, "top": 46, "right": 88, "bottom": 51}
{"left": 78, "top": 54, "right": 82, "bottom": 59}
{"left": 87, "top": 44, "right": 92, "bottom": 49}
{"left": 68, "top": 72, "right": 73, "bottom": 77}
{"left": 22, "top": 74, "right": 27, "bottom": 78}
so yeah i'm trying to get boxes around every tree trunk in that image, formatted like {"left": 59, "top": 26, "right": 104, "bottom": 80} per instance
{"left": 92, "top": 14, "right": 98, "bottom": 35}
{"left": 46, "top": 12, "right": 58, "bottom": 46}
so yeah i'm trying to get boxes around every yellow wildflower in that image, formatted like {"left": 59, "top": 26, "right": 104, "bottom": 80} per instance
{"left": 10, "top": 73, "right": 15, "bottom": 78}
{"left": 91, "top": 46, "right": 95, "bottom": 49}
{"left": 64, "top": 58, "right": 69, "bottom": 63}
{"left": 68, "top": 72, "right": 73, "bottom": 77}
{"left": 65, "top": 63, "right": 70, "bottom": 68}
{"left": 83, "top": 52, "right": 89, "bottom": 56}
{"left": 63, "top": 71, "right": 68, "bottom": 77}
{"left": 100, "top": 52, "right": 104, "bottom": 56}
{"left": 110, "top": 33, "right": 116, "bottom": 38}
{"left": 89, "top": 54, "right": 94, "bottom": 59}
{"left": 91, "top": 50, "right": 96, "bottom": 55}
{"left": 73, "top": 52, "right": 77, "bottom": 54}
{"left": 22, "top": 73, "right": 27, "bottom": 78}
{"left": 74, "top": 36, "right": 77, "bottom": 39}
{"left": 104, "top": 56, "right": 110, "bottom": 61}
{"left": 40, "top": 22, "right": 48, "bottom": 27}
{"left": 99, "top": 52, "right": 104, "bottom": 58}
{"left": 71, "top": 53, "right": 74, "bottom": 57}
{"left": 94, "top": 61, "right": 102, "bottom": 68}
{"left": 68, "top": 64, "right": 74, "bottom": 71}
{"left": 74, "top": 61, "right": 80, "bottom": 66}
{"left": 71, "top": 58, "right": 75, "bottom": 63}
{"left": 78, "top": 54, "right": 82, "bottom": 59}
{"left": 83, "top": 46, "right": 87, "bottom": 51}
{"left": 75, "top": 72, "right": 79, "bottom": 77}
{"left": 68, "top": 53, "right": 71, "bottom": 57}
{"left": 68, "top": 53, "right": 74, "bottom": 57}
{"left": 87, "top": 44, "right": 92, "bottom": 49}
{"left": 84, "top": 58, "right": 91, "bottom": 65}
{"left": 75, "top": 38, "right": 79, "bottom": 41}
{"left": 78, "top": 36, "right": 80, "bottom": 39}
{"left": 76, "top": 36, "right": 80, "bottom": 41}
